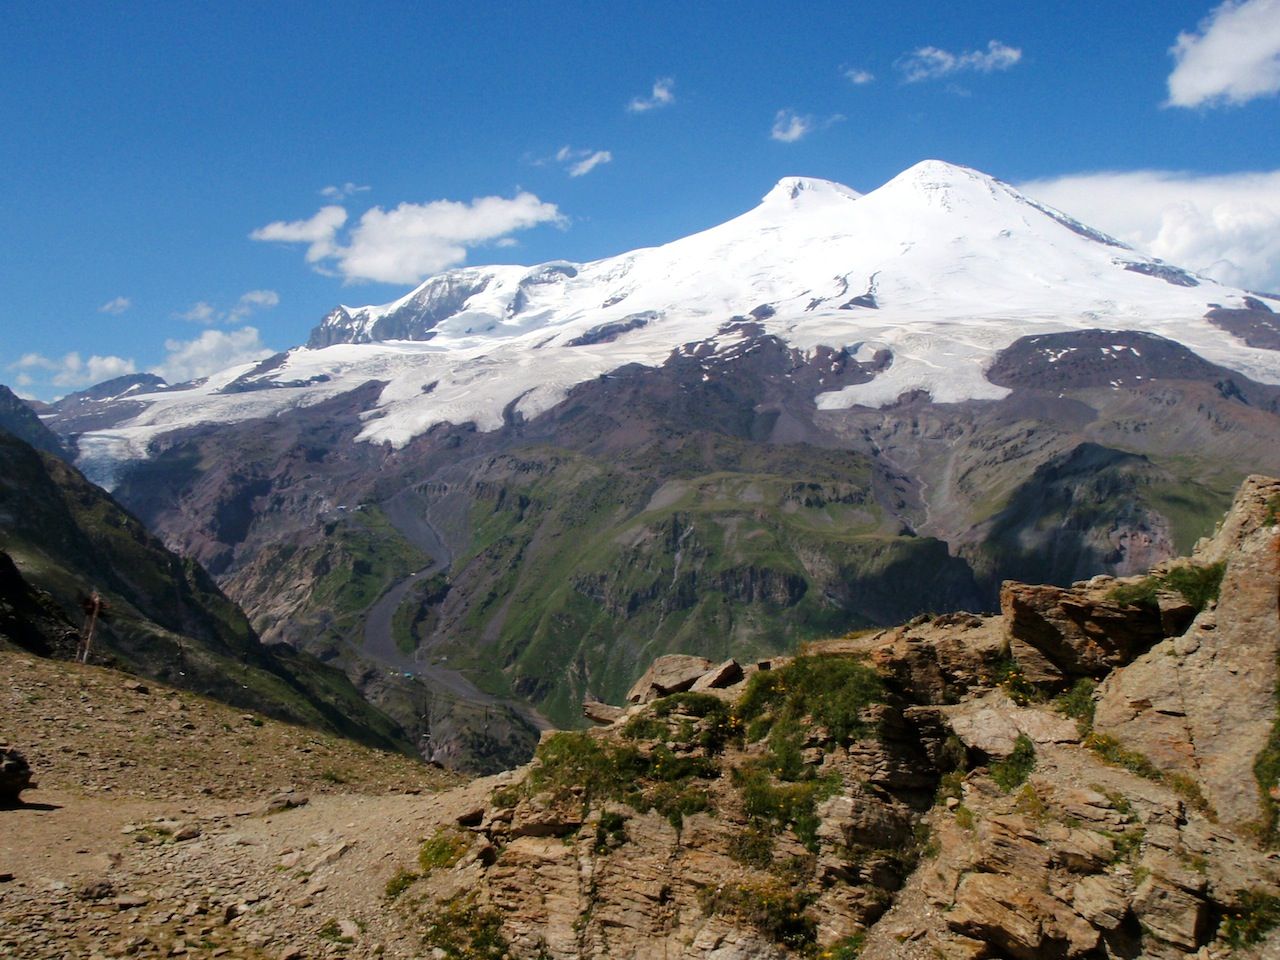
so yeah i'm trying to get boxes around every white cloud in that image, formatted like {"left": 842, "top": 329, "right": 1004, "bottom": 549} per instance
{"left": 1167, "top": 0, "right": 1280, "bottom": 108}
{"left": 569, "top": 151, "right": 612, "bottom": 177}
{"left": 154, "top": 326, "right": 272, "bottom": 384}
{"left": 14, "top": 353, "right": 55, "bottom": 370}
{"left": 844, "top": 68, "right": 875, "bottom": 85}
{"left": 896, "top": 40, "right": 1022, "bottom": 83}
{"left": 98, "top": 296, "right": 131, "bottom": 315}
{"left": 227, "top": 289, "right": 280, "bottom": 321}
{"left": 177, "top": 301, "right": 218, "bottom": 324}
{"left": 553, "top": 146, "right": 612, "bottom": 177}
{"left": 771, "top": 110, "right": 814, "bottom": 143}
{"left": 254, "top": 193, "right": 563, "bottom": 285}
{"left": 1018, "top": 168, "right": 1280, "bottom": 291}
{"left": 319, "top": 181, "right": 371, "bottom": 200}
{"left": 627, "top": 77, "right": 675, "bottom": 113}
{"left": 249, "top": 205, "right": 348, "bottom": 264}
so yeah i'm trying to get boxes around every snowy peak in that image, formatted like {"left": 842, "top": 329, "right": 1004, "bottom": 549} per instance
{"left": 760, "top": 176, "right": 862, "bottom": 205}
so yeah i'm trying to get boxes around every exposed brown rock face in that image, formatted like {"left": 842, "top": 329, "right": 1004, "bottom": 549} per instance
{"left": 1096, "top": 474, "right": 1280, "bottom": 829}
{"left": 999, "top": 579, "right": 1167, "bottom": 681}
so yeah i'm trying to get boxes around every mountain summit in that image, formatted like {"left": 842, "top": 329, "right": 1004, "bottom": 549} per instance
{"left": 70, "top": 160, "right": 1276, "bottom": 469}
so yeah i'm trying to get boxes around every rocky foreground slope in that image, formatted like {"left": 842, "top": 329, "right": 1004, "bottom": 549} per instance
{"left": 2, "top": 475, "right": 1278, "bottom": 959}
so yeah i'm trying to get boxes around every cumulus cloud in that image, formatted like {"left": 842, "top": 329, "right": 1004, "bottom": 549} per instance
{"left": 98, "top": 296, "right": 131, "bottom": 315}
{"left": 253, "top": 194, "right": 563, "bottom": 285}
{"left": 320, "top": 181, "right": 371, "bottom": 200}
{"left": 250, "top": 205, "right": 348, "bottom": 264}
{"left": 9, "top": 351, "right": 138, "bottom": 390}
{"left": 153, "top": 326, "right": 272, "bottom": 384}
{"left": 627, "top": 77, "right": 675, "bottom": 113}
{"left": 554, "top": 146, "right": 613, "bottom": 177}
{"left": 844, "top": 67, "right": 875, "bottom": 85}
{"left": 896, "top": 40, "right": 1022, "bottom": 83}
{"left": 771, "top": 110, "right": 814, "bottom": 143}
{"left": 1018, "top": 168, "right": 1280, "bottom": 291}
{"left": 1167, "top": 0, "right": 1280, "bottom": 108}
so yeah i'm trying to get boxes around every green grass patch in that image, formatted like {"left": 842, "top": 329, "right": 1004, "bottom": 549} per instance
{"left": 697, "top": 878, "right": 817, "bottom": 951}
{"left": 317, "top": 918, "right": 354, "bottom": 945}
{"left": 419, "top": 828, "right": 469, "bottom": 874}
{"left": 1053, "top": 678, "right": 1097, "bottom": 735}
{"left": 824, "top": 933, "right": 866, "bottom": 959}
{"left": 990, "top": 657, "right": 1043, "bottom": 706}
{"left": 1221, "top": 889, "right": 1280, "bottom": 948}
{"left": 733, "top": 761, "right": 841, "bottom": 852}
{"left": 384, "top": 867, "right": 418, "bottom": 899}
{"left": 1263, "top": 494, "right": 1280, "bottom": 528}
{"left": 989, "top": 734, "right": 1036, "bottom": 792}
{"left": 735, "top": 654, "right": 884, "bottom": 745}
{"left": 593, "top": 811, "right": 628, "bottom": 855}
{"left": 522, "top": 730, "right": 719, "bottom": 829}
{"left": 728, "top": 823, "right": 776, "bottom": 868}
{"left": 421, "top": 893, "right": 511, "bottom": 959}
{"left": 1108, "top": 561, "right": 1225, "bottom": 613}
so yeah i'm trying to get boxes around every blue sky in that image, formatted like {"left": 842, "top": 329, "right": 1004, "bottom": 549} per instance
{"left": 3, "top": 0, "right": 1279, "bottom": 397}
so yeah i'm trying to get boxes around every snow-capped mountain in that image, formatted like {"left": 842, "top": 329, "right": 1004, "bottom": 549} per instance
{"left": 71, "top": 159, "right": 1279, "bottom": 472}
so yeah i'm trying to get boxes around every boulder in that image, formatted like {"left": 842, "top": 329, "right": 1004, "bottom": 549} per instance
{"left": 690, "top": 659, "right": 744, "bottom": 692}
{"left": 582, "top": 699, "right": 626, "bottom": 726}
{"left": 947, "top": 873, "right": 1099, "bottom": 959}
{"left": 625, "top": 655, "right": 714, "bottom": 703}
{"left": 0, "top": 747, "right": 33, "bottom": 804}
{"left": 1001, "top": 581, "right": 1167, "bottom": 679}
{"left": 910, "top": 690, "right": 1079, "bottom": 760}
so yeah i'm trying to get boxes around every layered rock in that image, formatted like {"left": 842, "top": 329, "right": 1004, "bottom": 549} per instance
{"left": 1094, "top": 474, "right": 1280, "bottom": 828}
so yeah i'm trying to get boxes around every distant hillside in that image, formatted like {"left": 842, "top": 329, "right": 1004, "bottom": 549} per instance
{"left": 0, "top": 427, "right": 413, "bottom": 753}
{"left": 0, "top": 384, "right": 67, "bottom": 458}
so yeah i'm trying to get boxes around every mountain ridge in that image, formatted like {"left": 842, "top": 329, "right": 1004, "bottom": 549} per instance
{"left": 57, "top": 159, "right": 1278, "bottom": 473}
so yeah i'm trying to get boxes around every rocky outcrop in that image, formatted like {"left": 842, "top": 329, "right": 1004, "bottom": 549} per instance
{"left": 625, "top": 654, "right": 716, "bottom": 703}
{"left": 830, "top": 613, "right": 1007, "bottom": 705}
{"left": 1095, "top": 474, "right": 1280, "bottom": 829}
{"left": 999, "top": 578, "right": 1169, "bottom": 682}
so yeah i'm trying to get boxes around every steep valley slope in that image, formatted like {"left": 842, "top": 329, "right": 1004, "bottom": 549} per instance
{"left": 0, "top": 428, "right": 411, "bottom": 753}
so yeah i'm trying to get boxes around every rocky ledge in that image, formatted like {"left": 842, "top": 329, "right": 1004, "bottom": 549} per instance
{"left": 385, "top": 476, "right": 1280, "bottom": 959}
